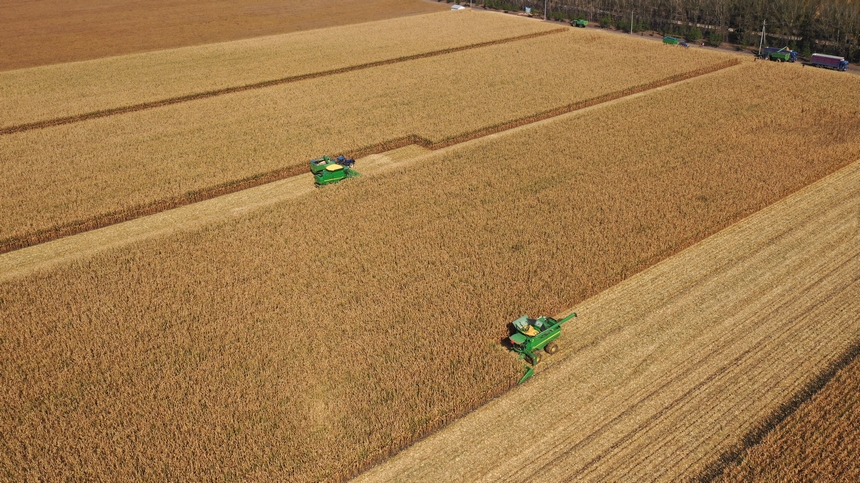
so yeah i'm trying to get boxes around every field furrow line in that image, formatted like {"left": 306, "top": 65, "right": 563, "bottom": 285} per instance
{"left": 490, "top": 244, "right": 858, "bottom": 481}
{"left": 605, "top": 244, "right": 860, "bottom": 466}
{"left": 0, "top": 29, "right": 566, "bottom": 136}
{"left": 681, "top": 319, "right": 860, "bottom": 482}
{"left": 439, "top": 248, "right": 853, "bottom": 482}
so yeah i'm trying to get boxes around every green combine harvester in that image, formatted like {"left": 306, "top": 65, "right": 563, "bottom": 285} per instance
{"left": 309, "top": 155, "right": 359, "bottom": 187}
{"left": 662, "top": 36, "right": 680, "bottom": 45}
{"left": 572, "top": 19, "right": 588, "bottom": 28}
{"left": 761, "top": 46, "right": 798, "bottom": 62}
{"left": 509, "top": 312, "right": 577, "bottom": 384}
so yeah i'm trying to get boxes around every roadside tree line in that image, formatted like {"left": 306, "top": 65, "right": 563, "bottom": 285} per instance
{"left": 477, "top": 0, "right": 860, "bottom": 62}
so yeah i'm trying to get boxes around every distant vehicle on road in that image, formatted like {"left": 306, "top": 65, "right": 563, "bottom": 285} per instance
{"left": 808, "top": 53, "right": 849, "bottom": 71}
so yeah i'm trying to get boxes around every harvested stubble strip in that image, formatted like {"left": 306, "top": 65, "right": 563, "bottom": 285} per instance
{"left": 712, "top": 350, "right": 860, "bottom": 483}
{"left": 0, "top": 29, "right": 735, "bottom": 249}
{"left": 2, "top": 62, "right": 860, "bottom": 482}
{"left": 0, "top": 11, "right": 560, "bottom": 129}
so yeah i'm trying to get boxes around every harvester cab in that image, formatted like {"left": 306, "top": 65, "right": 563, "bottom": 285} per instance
{"left": 309, "top": 154, "right": 359, "bottom": 187}
{"left": 509, "top": 312, "right": 577, "bottom": 384}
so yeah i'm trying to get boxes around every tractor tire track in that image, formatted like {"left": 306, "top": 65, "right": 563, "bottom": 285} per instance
{"left": 0, "top": 58, "right": 740, "bottom": 256}
{"left": 350, "top": 159, "right": 860, "bottom": 483}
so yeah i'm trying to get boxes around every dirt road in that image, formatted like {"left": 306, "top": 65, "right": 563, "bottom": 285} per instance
{"left": 352, "top": 160, "right": 860, "bottom": 482}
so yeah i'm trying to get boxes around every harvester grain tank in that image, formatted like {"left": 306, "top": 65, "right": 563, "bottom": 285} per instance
{"left": 762, "top": 46, "right": 798, "bottom": 62}
{"left": 309, "top": 155, "right": 359, "bottom": 186}
{"left": 809, "top": 53, "right": 849, "bottom": 71}
{"left": 509, "top": 312, "right": 577, "bottom": 383}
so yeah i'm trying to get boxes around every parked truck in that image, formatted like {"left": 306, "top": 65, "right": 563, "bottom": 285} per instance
{"left": 762, "top": 46, "right": 797, "bottom": 62}
{"left": 808, "top": 53, "right": 849, "bottom": 71}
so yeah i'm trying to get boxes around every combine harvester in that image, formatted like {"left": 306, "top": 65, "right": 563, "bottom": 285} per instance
{"left": 761, "top": 46, "right": 798, "bottom": 62}
{"left": 571, "top": 19, "right": 588, "bottom": 28}
{"left": 309, "top": 155, "right": 358, "bottom": 186}
{"left": 508, "top": 313, "right": 577, "bottom": 383}
{"left": 808, "top": 53, "right": 850, "bottom": 71}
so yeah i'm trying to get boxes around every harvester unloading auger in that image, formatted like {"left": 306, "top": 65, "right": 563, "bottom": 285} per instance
{"left": 509, "top": 312, "right": 577, "bottom": 384}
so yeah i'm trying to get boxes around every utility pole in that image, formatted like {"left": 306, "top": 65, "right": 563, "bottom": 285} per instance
{"left": 758, "top": 19, "right": 766, "bottom": 57}
{"left": 544, "top": 0, "right": 548, "bottom": 21}
{"left": 631, "top": 10, "right": 634, "bottom": 34}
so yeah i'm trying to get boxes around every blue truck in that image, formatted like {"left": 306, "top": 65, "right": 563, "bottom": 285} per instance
{"left": 809, "top": 53, "right": 849, "bottom": 71}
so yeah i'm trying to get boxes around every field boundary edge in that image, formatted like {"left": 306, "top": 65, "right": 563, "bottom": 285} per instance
{"left": 0, "top": 58, "right": 740, "bottom": 255}
{"left": 0, "top": 28, "right": 566, "bottom": 135}
{"left": 693, "top": 335, "right": 860, "bottom": 482}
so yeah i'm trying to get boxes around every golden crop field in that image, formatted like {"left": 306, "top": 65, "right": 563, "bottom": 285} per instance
{"left": 354, "top": 156, "right": 860, "bottom": 483}
{"left": 0, "top": 0, "right": 447, "bottom": 70}
{"left": 0, "top": 26, "right": 736, "bottom": 252}
{"left": 2, "top": 60, "right": 859, "bottom": 482}
{"left": 715, "top": 355, "right": 860, "bottom": 482}
{"left": 0, "top": 11, "right": 560, "bottom": 129}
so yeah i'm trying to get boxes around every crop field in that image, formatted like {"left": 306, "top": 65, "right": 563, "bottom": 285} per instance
{"left": 0, "top": 24, "right": 737, "bottom": 253}
{"left": 715, "top": 355, "right": 860, "bottom": 482}
{"left": 354, "top": 158, "right": 860, "bottom": 482}
{"left": 0, "top": 0, "right": 447, "bottom": 70}
{"left": 2, "top": 54, "right": 859, "bottom": 482}
{"left": 0, "top": 12, "right": 560, "bottom": 129}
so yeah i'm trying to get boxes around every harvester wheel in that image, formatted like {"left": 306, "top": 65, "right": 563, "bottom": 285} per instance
{"left": 530, "top": 353, "right": 542, "bottom": 365}
{"left": 545, "top": 343, "right": 558, "bottom": 355}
